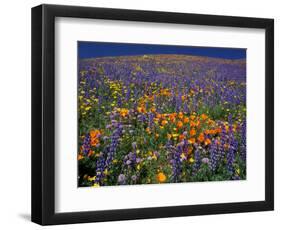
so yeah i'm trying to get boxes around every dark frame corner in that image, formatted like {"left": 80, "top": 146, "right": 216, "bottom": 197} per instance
{"left": 31, "top": 4, "right": 274, "bottom": 225}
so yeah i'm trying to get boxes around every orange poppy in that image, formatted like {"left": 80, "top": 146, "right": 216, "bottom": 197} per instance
{"left": 156, "top": 113, "right": 162, "bottom": 119}
{"left": 137, "top": 105, "right": 146, "bottom": 113}
{"left": 169, "top": 113, "right": 177, "bottom": 123}
{"left": 183, "top": 117, "right": 189, "bottom": 124}
{"left": 178, "top": 112, "right": 184, "bottom": 119}
{"left": 190, "top": 128, "right": 196, "bottom": 136}
{"left": 179, "top": 134, "right": 185, "bottom": 141}
{"left": 177, "top": 121, "right": 183, "bottom": 128}
{"left": 119, "top": 108, "right": 129, "bottom": 117}
{"left": 87, "top": 150, "right": 95, "bottom": 157}
{"left": 150, "top": 107, "right": 156, "bottom": 113}
{"left": 188, "top": 138, "right": 196, "bottom": 144}
{"left": 190, "top": 115, "right": 196, "bottom": 120}
{"left": 216, "top": 128, "right": 222, "bottom": 134}
{"left": 156, "top": 172, "right": 167, "bottom": 183}
{"left": 204, "top": 138, "right": 211, "bottom": 145}
{"left": 161, "top": 120, "right": 168, "bottom": 126}
{"left": 197, "top": 133, "right": 205, "bottom": 143}
{"left": 90, "top": 130, "right": 101, "bottom": 147}
{"left": 200, "top": 113, "right": 208, "bottom": 121}
{"left": 190, "top": 120, "right": 196, "bottom": 127}
{"left": 146, "top": 127, "right": 151, "bottom": 134}
{"left": 78, "top": 154, "right": 84, "bottom": 160}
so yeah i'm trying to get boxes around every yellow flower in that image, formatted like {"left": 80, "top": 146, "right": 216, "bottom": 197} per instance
{"left": 151, "top": 154, "right": 157, "bottom": 160}
{"left": 236, "top": 168, "right": 240, "bottom": 175}
{"left": 104, "top": 169, "right": 109, "bottom": 176}
{"left": 85, "top": 106, "right": 91, "bottom": 111}
{"left": 88, "top": 176, "right": 96, "bottom": 182}
{"left": 180, "top": 153, "right": 186, "bottom": 160}
{"left": 225, "top": 125, "right": 230, "bottom": 132}
{"left": 189, "top": 157, "right": 195, "bottom": 163}
{"left": 156, "top": 172, "right": 167, "bottom": 183}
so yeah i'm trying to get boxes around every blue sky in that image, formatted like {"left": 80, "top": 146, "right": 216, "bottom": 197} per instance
{"left": 78, "top": 41, "right": 246, "bottom": 60}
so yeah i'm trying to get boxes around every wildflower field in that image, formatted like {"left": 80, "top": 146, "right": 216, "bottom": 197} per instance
{"left": 78, "top": 53, "right": 246, "bottom": 187}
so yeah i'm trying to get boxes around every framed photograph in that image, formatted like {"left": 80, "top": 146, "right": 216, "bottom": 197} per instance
{"left": 31, "top": 4, "right": 274, "bottom": 225}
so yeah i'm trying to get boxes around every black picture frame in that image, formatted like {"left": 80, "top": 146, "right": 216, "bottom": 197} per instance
{"left": 31, "top": 4, "right": 274, "bottom": 225}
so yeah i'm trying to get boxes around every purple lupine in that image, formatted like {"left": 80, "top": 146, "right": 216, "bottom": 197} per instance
{"left": 240, "top": 120, "right": 246, "bottom": 162}
{"left": 125, "top": 87, "right": 131, "bottom": 101}
{"left": 193, "top": 147, "right": 201, "bottom": 171}
{"left": 117, "top": 95, "right": 122, "bottom": 107}
{"left": 227, "top": 132, "right": 238, "bottom": 176}
{"left": 183, "top": 102, "right": 189, "bottom": 114}
{"left": 105, "top": 123, "right": 123, "bottom": 168}
{"left": 218, "top": 123, "right": 227, "bottom": 160}
{"left": 176, "top": 91, "right": 182, "bottom": 112}
{"left": 82, "top": 133, "right": 91, "bottom": 156}
{"left": 170, "top": 144, "right": 183, "bottom": 182}
{"left": 94, "top": 152, "right": 106, "bottom": 185}
{"left": 147, "top": 112, "right": 155, "bottom": 128}
{"left": 209, "top": 140, "right": 220, "bottom": 172}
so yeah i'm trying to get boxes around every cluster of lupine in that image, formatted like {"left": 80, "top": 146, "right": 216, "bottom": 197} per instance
{"left": 78, "top": 54, "right": 246, "bottom": 187}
